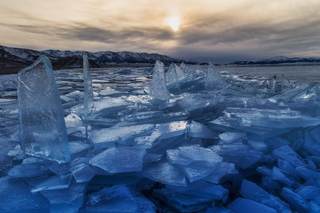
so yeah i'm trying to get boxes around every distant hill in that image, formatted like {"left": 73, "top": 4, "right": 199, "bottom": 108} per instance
{"left": 0, "top": 45, "right": 191, "bottom": 74}
{"left": 231, "top": 56, "right": 320, "bottom": 66}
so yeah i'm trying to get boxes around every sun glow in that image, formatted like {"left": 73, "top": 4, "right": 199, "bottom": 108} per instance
{"left": 165, "top": 16, "right": 181, "bottom": 32}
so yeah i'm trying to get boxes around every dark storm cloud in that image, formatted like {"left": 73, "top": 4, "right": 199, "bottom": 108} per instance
{"left": 1, "top": 22, "right": 174, "bottom": 43}
{"left": 63, "top": 25, "right": 174, "bottom": 42}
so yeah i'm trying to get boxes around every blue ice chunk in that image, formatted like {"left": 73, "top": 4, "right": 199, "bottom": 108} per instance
{"left": 17, "top": 56, "right": 70, "bottom": 163}
{"left": 88, "top": 96, "right": 128, "bottom": 115}
{"left": 8, "top": 162, "right": 49, "bottom": 178}
{"left": 31, "top": 175, "right": 72, "bottom": 193}
{"left": 147, "top": 121, "right": 189, "bottom": 154}
{"left": 69, "top": 141, "right": 91, "bottom": 157}
{"left": 135, "top": 196, "right": 156, "bottom": 213}
{"left": 90, "top": 124, "right": 154, "bottom": 149}
{"left": 310, "top": 202, "right": 320, "bottom": 212}
{"left": 187, "top": 121, "right": 216, "bottom": 139}
{"left": 247, "top": 140, "right": 268, "bottom": 152}
{"left": 281, "top": 187, "right": 309, "bottom": 213}
{"left": 65, "top": 113, "right": 83, "bottom": 128}
{"left": 89, "top": 146, "right": 146, "bottom": 173}
{"left": 65, "top": 113, "right": 85, "bottom": 135}
{"left": 50, "top": 197, "right": 84, "bottom": 213}
{"left": 167, "top": 145, "right": 222, "bottom": 167}
{"left": 214, "top": 144, "right": 263, "bottom": 169}
{"left": 41, "top": 183, "right": 85, "bottom": 213}
{"left": 166, "top": 181, "right": 228, "bottom": 202}
{"left": 302, "top": 129, "right": 320, "bottom": 156}
{"left": 240, "top": 180, "right": 291, "bottom": 213}
{"left": 296, "top": 185, "right": 320, "bottom": 200}
{"left": 257, "top": 166, "right": 272, "bottom": 176}
{"left": 261, "top": 177, "right": 282, "bottom": 194}
{"left": 277, "top": 159, "right": 299, "bottom": 178}
{"left": 295, "top": 166, "right": 320, "bottom": 183}
{"left": 71, "top": 163, "right": 95, "bottom": 183}
{"left": 272, "top": 145, "right": 305, "bottom": 167}
{"left": 143, "top": 162, "right": 187, "bottom": 186}
{"left": 86, "top": 185, "right": 155, "bottom": 213}
{"left": 48, "top": 161, "right": 70, "bottom": 176}
{"left": 219, "top": 132, "right": 246, "bottom": 143}
{"left": 182, "top": 162, "right": 217, "bottom": 183}
{"left": 211, "top": 108, "right": 320, "bottom": 138}
{"left": 156, "top": 182, "right": 228, "bottom": 212}
{"left": 229, "top": 198, "right": 277, "bottom": 213}
{"left": 88, "top": 185, "right": 133, "bottom": 206}
{"left": 178, "top": 93, "right": 223, "bottom": 113}
{"left": 0, "top": 177, "right": 50, "bottom": 212}
{"left": 271, "top": 167, "right": 295, "bottom": 187}
{"left": 205, "top": 162, "right": 238, "bottom": 184}
{"left": 22, "top": 156, "right": 45, "bottom": 164}
{"left": 167, "top": 145, "right": 223, "bottom": 182}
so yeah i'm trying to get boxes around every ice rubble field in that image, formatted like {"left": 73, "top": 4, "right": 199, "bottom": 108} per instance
{"left": 1, "top": 57, "right": 320, "bottom": 213}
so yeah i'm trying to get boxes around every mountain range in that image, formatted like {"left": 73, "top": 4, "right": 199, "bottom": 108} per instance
{"left": 0, "top": 45, "right": 189, "bottom": 74}
{"left": 231, "top": 56, "right": 320, "bottom": 66}
{"left": 1, "top": 45, "right": 320, "bottom": 74}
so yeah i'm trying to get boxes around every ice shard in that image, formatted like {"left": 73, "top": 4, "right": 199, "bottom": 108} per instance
{"left": 149, "top": 61, "right": 170, "bottom": 101}
{"left": 205, "top": 63, "right": 226, "bottom": 90}
{"left": 180, "top": 62, "right": 191, "bottom": 77}
{"left": 17, "top": 56, "right": 70, "bottom": 163}
{"left": 83, "top": 53, "right": 94, "bottom": 117}
{"left": 166, "top": 63, "right": 185, "bottom": 85}
{"left": 174, "top": 64, "right": 185, "bottom": 80}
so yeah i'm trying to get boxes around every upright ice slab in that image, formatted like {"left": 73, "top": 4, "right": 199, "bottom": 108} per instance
{"left": 149, "top": 61, "right": 170, "bottom": 101}
{"left": 17, "top": 56, "right": 70, "bottom": 163}
{"left": 205, "top": 64, "right": 226, "bottom": 90}
{"left": 166, "top": 63, "right": 185, "bottom": 85}
{"left": 83, "top": 53, "right": 94, "bottom": 117}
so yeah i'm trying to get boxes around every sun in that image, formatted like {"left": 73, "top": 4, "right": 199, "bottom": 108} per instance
{"left": 165, "top": 16, "right": 181, "bottom": 32}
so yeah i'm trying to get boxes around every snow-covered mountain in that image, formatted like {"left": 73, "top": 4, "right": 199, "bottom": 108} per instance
{"left": 0, "top": 45, "right": 189, "bottom": 74}
{"left": 232, "top": 56, "right": 320, "bottom": 65}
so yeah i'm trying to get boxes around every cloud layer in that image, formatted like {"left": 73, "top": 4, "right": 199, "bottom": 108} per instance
{"left": 1, "top": 0, "right": 320, "bottom": 62}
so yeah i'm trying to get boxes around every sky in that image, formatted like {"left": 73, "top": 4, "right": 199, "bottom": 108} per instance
{"left": 0, "top": 0, "right": 320, "bottom": 63}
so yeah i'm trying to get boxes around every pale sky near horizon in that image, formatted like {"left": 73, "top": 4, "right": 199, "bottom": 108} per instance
{"left": 0, "top": 0, "right": 320, "bottom": 62}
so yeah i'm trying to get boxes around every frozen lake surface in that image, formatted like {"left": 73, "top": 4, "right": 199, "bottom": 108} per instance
{"left": 0, "top": 64, "right": 320, "bottom": 212}
{"left": 222, "top": 64, "right": 320, "bottom": 82}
